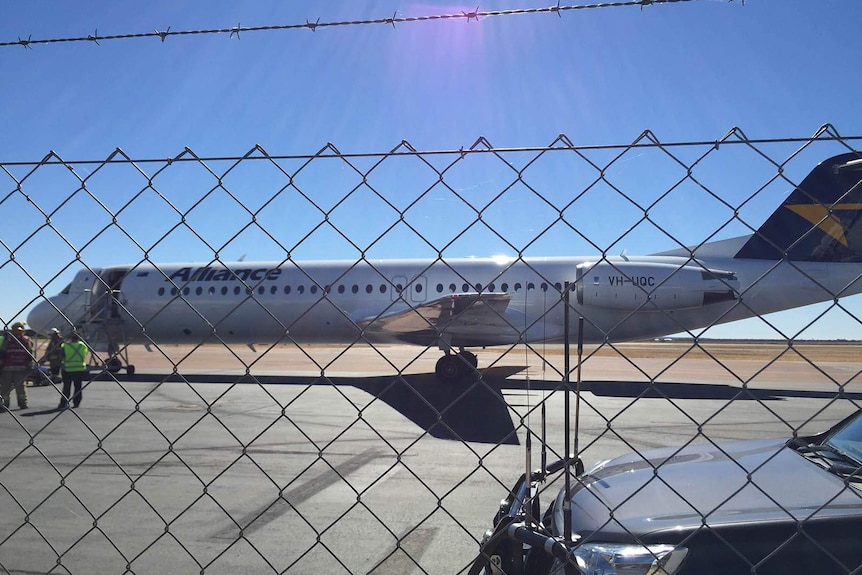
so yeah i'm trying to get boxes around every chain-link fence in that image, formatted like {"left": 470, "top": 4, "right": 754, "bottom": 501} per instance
{"left": 1, "top": 128, "right": 862, "bottom": 574}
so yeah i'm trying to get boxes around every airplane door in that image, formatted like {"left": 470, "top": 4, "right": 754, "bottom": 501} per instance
{"left": 410, "top": 275, "right": 428, "bottom": 303}
{"left": 81, "top": 268, "right": 132, "bottom": 355}
{"left": 72, "top": 269, "right": 100, "bottom": 323}
{"left": 90, "top": 268, "right": 131, "bottom": 323}
{"left": 47, "top": 268, "right": 101, "bottom": 341}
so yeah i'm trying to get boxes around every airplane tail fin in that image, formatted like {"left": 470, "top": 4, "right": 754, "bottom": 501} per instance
{"left": 734, "top": 152, "right": 862, "bottom": 262}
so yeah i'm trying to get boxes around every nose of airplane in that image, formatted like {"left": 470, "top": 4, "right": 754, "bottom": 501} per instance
{"left": 27, "top": 299, "right": 57, "bottom": 336}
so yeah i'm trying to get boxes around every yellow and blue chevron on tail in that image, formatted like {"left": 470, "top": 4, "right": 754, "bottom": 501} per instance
{"left": 735, "top": 152, "right": 862, "bottom": 261}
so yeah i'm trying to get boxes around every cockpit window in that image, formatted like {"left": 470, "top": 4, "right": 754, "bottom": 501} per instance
{"left": 60, "top": 283, "right": 72, "bottom": 295}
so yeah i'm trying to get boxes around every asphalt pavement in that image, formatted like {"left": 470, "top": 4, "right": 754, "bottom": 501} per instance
{"left": 0, "top": 343, "right": 857, "bottom": 574}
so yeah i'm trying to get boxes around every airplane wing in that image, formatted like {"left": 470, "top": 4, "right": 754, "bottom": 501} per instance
{"left": 358, "top": 293, "right": 517, "bottom": 346}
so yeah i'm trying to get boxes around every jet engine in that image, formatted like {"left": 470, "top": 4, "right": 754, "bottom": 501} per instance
{"left": 576, "top": 261, "right": 738, "bottom": 311}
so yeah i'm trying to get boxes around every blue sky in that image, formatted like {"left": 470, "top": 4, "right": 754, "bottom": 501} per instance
{"left": 2, "top": 0, "right": 862, "bottom": 340}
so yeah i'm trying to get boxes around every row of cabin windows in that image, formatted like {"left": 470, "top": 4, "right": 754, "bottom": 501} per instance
{"left": 156, "top": 281, "right": 567, "bottom": 298}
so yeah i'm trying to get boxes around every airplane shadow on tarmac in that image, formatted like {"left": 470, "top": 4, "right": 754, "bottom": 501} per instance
{"left": 351, "top": 368, "right": 524, "bottom": 445}
{"left": 107, "top": 367, "right": 862, "bottom": 446}
{"left": 507, "top": 378, "right": 862, "bottom": 403}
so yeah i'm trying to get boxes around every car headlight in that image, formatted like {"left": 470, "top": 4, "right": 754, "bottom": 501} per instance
{"left": 550, "top": 543, "right": 688, "bottom": 575}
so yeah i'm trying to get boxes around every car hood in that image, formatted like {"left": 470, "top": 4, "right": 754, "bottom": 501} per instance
{"left": 558, "top": 438, "right": 862, "bottom": 541}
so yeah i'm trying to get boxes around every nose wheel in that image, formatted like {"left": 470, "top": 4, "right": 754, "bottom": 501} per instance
{"left": 105, "top": 357, "right": 135, "bottom": 378}
{"left": 434, "top": 350, "right": 478, "bottom": 381}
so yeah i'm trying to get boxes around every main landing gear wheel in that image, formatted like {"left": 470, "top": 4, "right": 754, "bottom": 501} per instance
{"left": 435, "top": 350, "right": 478, "bottom": 381}
{"left": 460, "top": 350, "right": 478, "bottom": 369}
{"left": 436, "top": 355, "right": 462, "bottom": 381}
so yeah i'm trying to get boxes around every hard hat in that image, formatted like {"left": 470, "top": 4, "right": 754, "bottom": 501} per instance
{"left": 50, "top": 327, "right": 61, "bottom": 334}
{"left": 11, "top": 321, "right": 26, "bottom": 331}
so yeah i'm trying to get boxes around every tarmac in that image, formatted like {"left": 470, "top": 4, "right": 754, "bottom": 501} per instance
{"left": 0, "top": 342, "right": 859, "bottom": 574}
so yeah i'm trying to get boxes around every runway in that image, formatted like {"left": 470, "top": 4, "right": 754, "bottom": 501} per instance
{"left": 0, "top": 342, "right": 858, "bottom": 574}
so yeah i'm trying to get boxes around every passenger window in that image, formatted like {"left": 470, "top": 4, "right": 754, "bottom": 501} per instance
{"left": 415, "top": 284, "right": 423, "bottom": 293}
{"left": 488, "top": 283, "right": 495, "bottom": 292}
{"left": 352, "top": 285, "right": 359, "bottom": 294}
{"left": 527, "top": 283, "right": 535, "bottom": 291}
{"left": 379, "top": 284, "right": 386, "bottom": 293}
{"left": 183, "top": 288, "right": 190, "bottom": 296}
{"left": 158, "top": 287, "right": 165, "bottom": 296}
{"left": 541, "top": 283, "right": 548, "bottom": 292}
{"left": 475, "top": 283, "right": 482, "bottom": 292}
{"left": 258, "top": 286, "right": 265, "bottom": 295}
{"left": 196, "top": 287, "right": 203, "bottom": 296}
{"left": 338, "top": 285, "right": 345, "bottom": 294}
{"left": 209, "top": 287, "right": 216, "bottom": 295}
{"left": 221, "top": 287, "right": 228, "bottom": 295}
{"left": 271, "top": 286, "right": 278, "bottom": 295}
{"left": 366, "top": 285, "right": 373, "bottom": 294}
{"left": 234, "top": 287, "right": 241, "bottom": 295}
{"left": 462, "top": 283, "right": 469, "bottom": 292}
{"left": 436, "top": 283, "right": 443, "bottom": 293}
{"left": 449, "top": 283, "right": 456, "bottom": 293}
{"left": 515, "top": 283, "right": 522, "bottom": 292}
{"left": 284, "top": 285, "right": 291, "bottom": 295}
{"left": 501, "top": 283, "right": 508, "bottom": 292}
{"left": 554, "top": 282, "right": 562, "bottom": 291}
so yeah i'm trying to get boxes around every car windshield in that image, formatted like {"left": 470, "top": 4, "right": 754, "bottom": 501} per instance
{"left": 826, "top": 412, "right": 862, "bottom": 465}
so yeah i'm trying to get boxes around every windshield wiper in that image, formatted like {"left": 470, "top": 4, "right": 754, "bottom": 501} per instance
{"left": 798, "top": 443, "right": 862, "bottom": 478}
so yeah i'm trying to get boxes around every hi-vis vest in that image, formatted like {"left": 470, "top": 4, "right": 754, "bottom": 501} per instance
{"left": 62, "top": 341, "right": 88, "bottom": 372}
{"left": 0, "top": 334, "right": 33, "bottom": 369}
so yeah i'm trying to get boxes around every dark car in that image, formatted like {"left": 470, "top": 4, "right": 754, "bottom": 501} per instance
{"left": 471, "top": 410, "right": 862, "bottom": 575}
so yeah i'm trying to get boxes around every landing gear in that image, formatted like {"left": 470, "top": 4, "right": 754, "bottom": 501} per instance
{"left": 460, "top": 350, "right": 478, "bottom": 369}
{"left": 434, "top": 349, "right": 478, "bottom": 381}
{"left": 435, "top": 355, "right": 460, "bottom": 380}
{"left": 105, "top": 357, "right": 136, "bottom": 377}
{"left": 105, "top": 357, "right": 123, "bottom": 373}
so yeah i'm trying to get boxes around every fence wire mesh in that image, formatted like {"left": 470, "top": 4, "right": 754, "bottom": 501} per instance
{"left": 1, "top": 128, "right": 862, "bottom": 574}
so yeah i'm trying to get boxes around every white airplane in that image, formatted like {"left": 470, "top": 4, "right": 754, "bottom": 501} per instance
{"left": 26, "top": 152, "right": 862, "bottom": 380}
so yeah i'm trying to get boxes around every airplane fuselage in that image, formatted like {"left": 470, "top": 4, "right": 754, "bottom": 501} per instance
{"left": 27, "top": 251, "right": 862, "bottom": 352}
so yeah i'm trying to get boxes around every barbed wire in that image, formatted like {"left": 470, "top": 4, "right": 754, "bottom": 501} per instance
{"left": 2, "top": 0, "right": 740, "bottom": 49}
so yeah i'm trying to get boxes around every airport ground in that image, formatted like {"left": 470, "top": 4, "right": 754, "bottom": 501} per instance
{"left": 0, "top": 341, "right": 859, "bottom": 574}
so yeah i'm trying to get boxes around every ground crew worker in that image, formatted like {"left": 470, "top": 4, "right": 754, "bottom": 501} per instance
{"left": 38, "top": 328, "right": 64, "bottom": 385}
{"left": 0, "top": 322, "right": 35, "bottom": 411}
{"left": 59, "top": 332, "right": 88, "bottom": 409}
